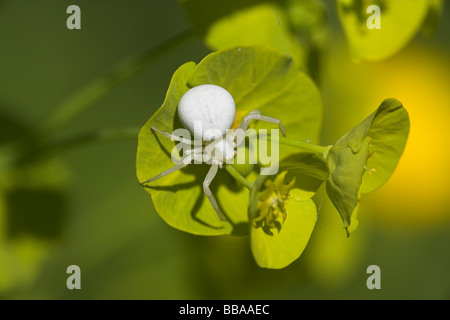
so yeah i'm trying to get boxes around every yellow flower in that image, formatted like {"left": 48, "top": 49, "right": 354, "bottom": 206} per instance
{"left": 253, "top": 171, "right": 296, "bottom": 230}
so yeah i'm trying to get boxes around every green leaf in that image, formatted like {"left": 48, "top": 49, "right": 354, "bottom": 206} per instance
{"left": 326, "top": 98, "right": 409, "bottom": 234}
{"left": 360, "top": 99, "right": 410, "bottom": 194}
{"left": 181, "top": 0, "right": 301, "bottom": 60}
{"left": 136, "top": 46, "right": 322, "bottom": 236}
{"left": 179, "top": 0, "right": 263, "bottom": 36}
{"left": 203, "top": 3, "right": 303, "bottom": 66}
{"left": 326, "top": 135, "right": 368, "bottom": 234}
{"left": 337, "top": 0, "right": 431, "bottom": 61}
{"left": 280, "top": 152, "right": 330, "bottom": 181}
{"left": 180, "top": 0, "right": 328, "bottom": 73}
{"left": 249, "top": 175, "right": 317, "bottom": 269}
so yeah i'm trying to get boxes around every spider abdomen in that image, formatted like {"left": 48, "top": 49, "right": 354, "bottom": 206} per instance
{"left": 178, "top": 84, "right": 236, "bottom": 141}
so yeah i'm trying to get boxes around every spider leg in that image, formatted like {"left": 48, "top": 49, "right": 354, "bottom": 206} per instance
{"left": 237, "top": 110, "right": 286, "bottom": 137}
{"left": 203, "top": 163, "right": 226, "bottom": 221}
{"left": 140, "top": 155, "right": 192, "bottom": 185}
{"left": 151, "top": 126, "right": 193, "bottom": 145}
{"left": 186, "top": 146, "right": 205, "bottom": 164}
{"left": 185, "top": 146, "right": 204, "bottom": 155}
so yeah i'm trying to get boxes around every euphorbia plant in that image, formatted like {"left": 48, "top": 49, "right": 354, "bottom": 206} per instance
{"left": 136, "top": 45, "right": 409, "bottom": 269}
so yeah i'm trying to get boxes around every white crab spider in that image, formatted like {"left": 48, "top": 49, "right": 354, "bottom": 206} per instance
{"left": 140, "top": 84, "right": 286, "bottom": 221}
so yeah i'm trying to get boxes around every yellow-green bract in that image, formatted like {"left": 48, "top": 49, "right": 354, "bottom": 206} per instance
{"left": 337, "top": 0, "right": 439, "bottom": 61}
{"left": 136, "top": 46, "right": 322, "bottom": 236}
{"left": 326, "top": 98, "right": 410, "bottom": 235}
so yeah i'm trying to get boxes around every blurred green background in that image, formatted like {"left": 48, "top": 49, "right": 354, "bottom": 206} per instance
{"left": 0, "top": 0, "right": 449, "bottom": 299}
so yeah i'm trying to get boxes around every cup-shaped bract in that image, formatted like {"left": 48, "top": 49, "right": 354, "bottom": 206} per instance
{"left": 326, "top": 98, "right": 410, "bottom": 235}
{"left": 136, "top": 46, "right": 322, "bottom": 236}
{"left": 248, "top": 172, "right": 317, "bottom": 269}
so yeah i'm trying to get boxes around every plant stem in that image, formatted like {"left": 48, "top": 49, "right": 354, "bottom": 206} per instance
{"left": 277, "top": 136, "right": 330, "bottom": 155}
{"left": 225, "top": 165, "right": 253, "bottom": 190}
{"left": 41, "top": 28, "right": 194, "bottom": 135}
{"left": 252, "top": 131, "right": 330, "bottom": 156}
{"left": 25, "top": 127, "right": 140, "bottom": 162}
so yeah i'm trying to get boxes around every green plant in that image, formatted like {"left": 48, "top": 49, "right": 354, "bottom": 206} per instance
{"left": 0, "top": 0, "right": 437, "bottom": 291}
{"left": 136, "top": 46, "right": 410, "bottom": 268}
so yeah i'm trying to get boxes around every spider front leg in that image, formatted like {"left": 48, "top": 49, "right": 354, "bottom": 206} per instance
{"left": 203, "top": 163, "right": 226, "bottom": 221}
{"left": 151, "top": 126, "right": 194, "bottom": 145}
{"left": 140, "top": 154, "right": 193, "bottom": 185}
{"left": 237, "top": 110, "right": 286, "bottom": 137}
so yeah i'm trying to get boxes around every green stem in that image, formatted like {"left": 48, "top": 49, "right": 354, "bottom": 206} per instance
{"left": 46, "top": 127, "right": 139, "bottom": 151}
{"left": 24, "top": 127, "right": 140, "bottom": 162}
{"left": 41, "top": 29, "right": 194, "bottom": 135}
{"left": 277, "top": 136, "right": 330, "bottom": 155}
{"left": 225, "top": 164, "right": 253, "bottom": 190}
{"left": 253, "top": 132, "right": 330, "bottom": 156}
